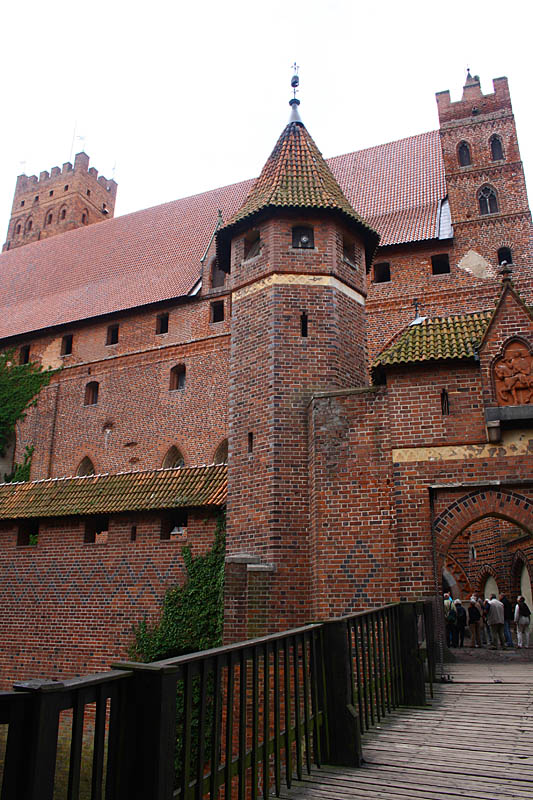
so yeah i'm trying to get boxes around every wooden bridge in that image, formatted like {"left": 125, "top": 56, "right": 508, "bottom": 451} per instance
{"left": 1, "top": 602, "right": 532, "bottom": 799}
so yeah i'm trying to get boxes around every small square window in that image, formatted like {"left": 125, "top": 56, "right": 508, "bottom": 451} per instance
{"left": 244, "top": 230, "right": 261, "bottom": 260}
{"left": 61, "top": 334, "right": 73, "bottom": 355}
{"left": 85, "top": 515, "right": 109, "bottom": 544}
{"left": 211, "top": 301, "right": 224, "bottom": 323}
{"left": 106, "top": 324, "right": 119, "bottom": 345}
{"left": 20, "top": 200, "right": 25, "bottom": 207}
{"left": 292, "top": 226, "right": 314, "bottom": 249}
{"left": 20, "top": 345, "right": 30, "bottom": 364}
{"left": 49, "top": 190, "right": 54, "bottom": 197}
{"left": 431, "top": 254, "right": 450, "bottom": 275}
{"left": 156, "top": 313, "right": 169, "bottom": 334}
{"left": 17, "top": 520, "right": 39, "bottom": 547}
{"left": 373, "top": 262, "right": 391, "bottom": 283}
{"left": 160, "top": 510, "right": 188, "bottom": 540}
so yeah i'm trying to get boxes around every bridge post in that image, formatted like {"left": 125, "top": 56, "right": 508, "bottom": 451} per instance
{"left": 320, "top": 619, "right": 363, "bottom": 767}
{"left": 398, "top": 603, "right": 426, "bottom": 706}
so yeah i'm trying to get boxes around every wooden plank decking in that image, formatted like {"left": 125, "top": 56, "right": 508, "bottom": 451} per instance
{"left": 278, "top": 661, "right": 533, "bottom": 799}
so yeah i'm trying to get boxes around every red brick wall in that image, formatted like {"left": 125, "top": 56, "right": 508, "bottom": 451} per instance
{"left": 0, "top": 508, "right": 218, "bottom": 689}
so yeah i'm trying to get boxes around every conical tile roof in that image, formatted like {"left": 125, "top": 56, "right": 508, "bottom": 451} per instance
{"left": 217, "top": 118, "right": 379, "bottom": 266}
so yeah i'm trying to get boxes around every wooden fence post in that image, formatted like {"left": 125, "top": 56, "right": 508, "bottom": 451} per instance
{"left": 320, "top": 619, "right": 362, "bottom": 767}
{"left": 398, "top": 603, "right": 426, "bottom": 706}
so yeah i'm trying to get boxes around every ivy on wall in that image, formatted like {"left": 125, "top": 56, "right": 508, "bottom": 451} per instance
{"left": 4, "top": 444, "right": 34, "bottom": 483}
{"left": 130, "top": 512, "right": 226, "bottom": 662}
{"left": 0, "top": 350, "right": 57, "bottom": 479}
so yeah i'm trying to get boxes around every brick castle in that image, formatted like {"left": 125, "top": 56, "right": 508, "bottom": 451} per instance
{"left": 0, "top": 71, "right": 532, "bottom": 686}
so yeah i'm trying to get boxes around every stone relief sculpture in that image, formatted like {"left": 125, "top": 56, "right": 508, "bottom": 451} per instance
{"left": 493, "top": 340, "right": 533, "bottom": 405}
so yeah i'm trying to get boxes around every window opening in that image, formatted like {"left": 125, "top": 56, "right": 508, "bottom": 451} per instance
{"left": 85, "top": 515, "right": 109, "bottom": 544}
{"left": 300, "top": 311, "right": 308, "bottom": 338}
{"left": 34, "top": 195, "right": 39, "bottom": 203}
{"left": 64, "top": 185, "right": 69, "bottom": 191}
{"left": 60, "top": 208, "right": 66, "bottom": 220}
{"left": 292, "top": 226, "right": 314, "bottom": 249}
{"left": 373, "top": 262, "right": 391, "bottom": 283}
{"left": 490, "top": 135, "right": 504, "bottom": 161}
{"left": 20, "top": 345, "right": 30, "bottom": 364}
{"left": 106, "top": 324, "right": 119, "bottom": 345}
{"left": 343, "top": 236, "right": 357, "bottom": 267}
{"left": 84, "top": 382, "right": 99, "bottom": 406}
{"left": 214, "top": 439, "right": 228, "bottom": 464}
{"left": 81, "top": 212, "right": 87, "bottom": 224}
{"left": 497, "top": 247, "right": 512, "bottom": 265}
{"left": 243, "top": 230, "right": 261, "bottom": 260}
{"left": 46, "top": 213, "right": 53, "bottom": 226}
{"left": 160, "top": 510, "right": 188, "bottom": 540}
{"left": 211, "top": 301, "right": 224, "bottom": 323}
{"left": 49, "top": 190, "right": 54, "bottom": 197}
{"left": 169, "top": 364, "right": 186, "bottom": 391}
{"left": 156, "top": 312, "right": 169, "bottom": 334}
{"left": 17, "top": 520, "right": 39, "bottom": 547}
{"left": 86, "top": 189, "right": 91, "bottom": 197}
{"left": 77, "top": 456, "right": 95, "bottom": 476}
{"left": 15, "top": 223, "right": 21, "bottom": 235}
{"left": 478, "top": 186, "right": 498, "bottom": 215}
{"left": 248, "top": 432, "right": 254, "bottom": 453}
{"left": 27, "top": 220, "right": 33, "bottom": 232}
{"left": 130, "top": 525, "right": 137, "bottom": 542}
{"left": 441, "top": 388, "right": 450, "bottom": 416}
{"left": 162, "top": 445, "right": 185, "bottom": 468}
{"left": 458, "top": 142, "right": 471, "bottom": 166}
{"left": 211, "top": 257, "right": 226, "bottom": 288}
{"left": 61, "top": 334, "right": 73, "bottom": 355}
{"left": 431, "top": 254, "right": 450, "bottom": 275}
{"left": 20, "top": 200, "right": 25, "bottom": 207}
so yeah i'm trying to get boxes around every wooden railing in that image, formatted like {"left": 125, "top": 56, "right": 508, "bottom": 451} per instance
{"left": 0, "top": 601, "right": 434, "bottom": 800}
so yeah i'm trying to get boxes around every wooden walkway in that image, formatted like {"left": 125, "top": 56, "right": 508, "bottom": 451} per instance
{"left": 278, "top": 661, "right": 533, "bottom": 799}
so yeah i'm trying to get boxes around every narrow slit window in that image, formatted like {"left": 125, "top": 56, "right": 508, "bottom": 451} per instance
{"left": 46, "top": 213, "right": 53, "bottom": 226}
{"left": 27, "top": 220, "right": 33, "bottom": 232}
{"left": 49, "top": 190, "right": 54, "bottom": 197}
{"left": 15, "top": 223, "right": 21, "bottom": 235}
{"left": 130, "top": 525, "right": 137, "bottom": 542}
{"left": 373, "top": 262, "right": 391, "bottom": 283}
{"left": 248, "top": 432, "right": 253, "bottom": 453}
{"left": 431, "top": 254, "right": 450, "bottom": 275}
{"left": 300, "top": 311, "right": 308, "bottom": 337}
{"left": 169, "top": 364, "right": 186, "bottom": 391}
{"left": 156, "top": 312, "right": 169, "bottom": 334}
{"left": 441, "top": 388, "right": 450, "bottom": 416}
{"left": 106, "top": 324, "right": 119, "bottom": 345}
{"left": 211, "top": 301, "right": 224, "bottom": 323}
{"left": 20, "top": 345, "right": 30, "bottom": 364}
{"left": 61, "top": 334, "right": 73, "bottom": 355}
{"left": 84, "top": 381, "right": 99, "bottom": 406}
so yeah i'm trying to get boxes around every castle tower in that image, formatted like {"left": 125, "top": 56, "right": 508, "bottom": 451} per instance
{"left": 3, "top": 152, "right": 117, "bottom": 251}
{"left": 436, "top": 73, "right": 532, "bottom": 290}
{"left": 219, "top": 90, "right": 379, "bottom": 640}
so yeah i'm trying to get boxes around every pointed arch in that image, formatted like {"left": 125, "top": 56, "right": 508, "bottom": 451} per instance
{"left": 478, "top": 184, "right": 499, "bottom": 215}
{"left": 457, "top": 141, "right": 471, "bottom": 166}
{"left": 490, "top": 134, "right": 504, "bottom": 161}
{"left": 77, "top": 456, "right": 95, "bottom": 476}
{"left": 162, "top": 446, "right": 185, "bottom": 468}
{"left": 214, "top": 439, "right": 228, "bottom": 464}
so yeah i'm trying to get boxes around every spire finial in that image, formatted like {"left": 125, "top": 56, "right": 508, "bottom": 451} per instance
{"left": 288, "top": 63, "right": 302, "bottom": 124}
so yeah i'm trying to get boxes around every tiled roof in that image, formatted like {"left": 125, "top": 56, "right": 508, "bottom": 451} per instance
{"left": 0, "top": 464, "right": 227, "bottom": 520}
{"left": 0, "top": 131, "right": 445, "bottom": 340}
{"left": 372, "top": 311, "right": 493, "bottom": 373}
{"left": 219, "top": 121, "right": 378, "bottom": 242}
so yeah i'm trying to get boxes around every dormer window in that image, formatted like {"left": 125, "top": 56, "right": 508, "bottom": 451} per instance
{"left": 292, "top": 226, "right": 314, "bottom": 249}
{"left": 458, "top": 141, "right": 471, "bottom": 167}
{"left": 244, "top": 230, "right": 261, "bottom": 260}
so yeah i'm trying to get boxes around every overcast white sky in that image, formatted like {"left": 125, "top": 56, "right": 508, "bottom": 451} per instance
{"left": 1, "top": 0, "right": 531, "bottom": 241}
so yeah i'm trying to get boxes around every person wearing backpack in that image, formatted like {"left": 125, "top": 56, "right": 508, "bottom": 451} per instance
{"left": 514, "top": 596, "right": 531, "bottom": 648}
{"left": 454, "top": 599, "right": 467, "bottom": 647}
{"left": 444, "top": 593, "right": 457, "bottom": 647}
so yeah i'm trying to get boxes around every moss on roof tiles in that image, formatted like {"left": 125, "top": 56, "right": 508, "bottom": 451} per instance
{"left": 372, "top": 311, "right": 493, "bottom": 373}
{"left": 0, "top": 464, "right": 227, "bottom": 520}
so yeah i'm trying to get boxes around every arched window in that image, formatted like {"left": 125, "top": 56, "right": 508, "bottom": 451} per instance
{"left": 490, "top": 135, "right": 504, "bottom": 161}
{"left": 45, "top": 212, "right": 53, "bottom": 226}
{"left": 478, "top": 185, "right": 499, "bottom": 215}
{"left": 26, "top": 218, "right": 33, "bottom": 233}
{"left": 214, "top": 439, "right": 228, "bottom": 464}
{"left": 497, "top": 247, "right": 512, "bottom": 265}
{"left": 84, "top": 381, "right": 99, "bottom": 406}
{"left": 162, "top": 446, "right": 185, "bottom": 468}
{"left": 15, "top": 223, "right": 21, "bottom": 235}
{"left": 60, "top": 207, "right": 67, "bottom": 221}
{"left": 457, "top": 141, "right": 471, "bottom": 166}
{"left": 77, "top": 456, "right": 95, "bottom": 476}
{"left": 81, "top": 209, "right": 88, "bottom": 224}
{"left": 169, "top": 364, "right": 186, "bottom": 391}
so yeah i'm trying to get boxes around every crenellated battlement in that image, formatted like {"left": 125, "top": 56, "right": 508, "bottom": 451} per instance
{"left": 436, "top": 75, "right": 512, "bottom": 126}
{"left": 3, "top": 151, "right": 118, "bottom": 251}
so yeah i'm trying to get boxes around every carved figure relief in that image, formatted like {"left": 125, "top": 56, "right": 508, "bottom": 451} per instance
{"left": 493, "top": 340, "right": 533, "bottom": 405}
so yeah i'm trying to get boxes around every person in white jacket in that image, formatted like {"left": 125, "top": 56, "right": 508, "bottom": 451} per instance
{"left": 514, "top": 596, "right": 531, "bottom": 648}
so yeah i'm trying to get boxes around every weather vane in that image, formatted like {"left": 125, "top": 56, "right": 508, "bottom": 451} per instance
{"left": 291, "top": 63, "right": 300, "bottom": 100}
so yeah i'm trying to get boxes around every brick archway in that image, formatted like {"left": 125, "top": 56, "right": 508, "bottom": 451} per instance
{"left": 434, "top": 488, "right": 533, "bottom": 556}
{"left": 473, "top": 563, "right": 499, "bottom": 595}
{"left": 510, "top": 550, "right": 533, "bottom": 598}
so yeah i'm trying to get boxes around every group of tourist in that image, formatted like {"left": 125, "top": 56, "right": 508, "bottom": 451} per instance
{"left": 443, "top": 592, "right": 531, "bottom": 649}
